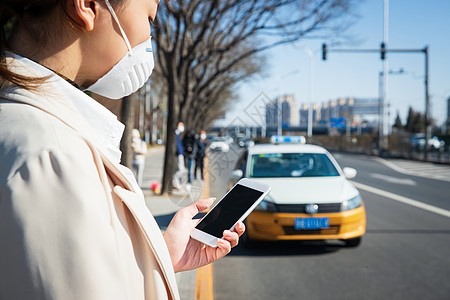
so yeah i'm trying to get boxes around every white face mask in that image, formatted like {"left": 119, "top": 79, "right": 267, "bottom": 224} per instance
{"left": 200, "top": 134, "right": 207, "bottom": 140}
{"left": 85, "top": 0, "right": 154, "bottom": 99}
{"left": 178, "top": 126, "right": 185, "bottom": 133}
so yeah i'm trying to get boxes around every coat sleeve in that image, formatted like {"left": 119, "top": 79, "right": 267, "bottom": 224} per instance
{"left": 0, "top": 147, "right": 127, "bottom": 300}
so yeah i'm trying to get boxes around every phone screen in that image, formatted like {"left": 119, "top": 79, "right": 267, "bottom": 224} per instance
{"left": 195, "top": 184, "right": 264, "bottom": 238}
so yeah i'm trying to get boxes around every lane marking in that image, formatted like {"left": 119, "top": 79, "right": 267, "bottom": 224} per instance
{"left": 195, "top": 157, "right": 214, "bottom": 300}
{"left": 373, "top": 157, "right": 450, "bottom": 182}
{"left": 351, "top": 181, "right": 450, "bottom": 218}
{"left": 195, "top": 264, "right": 214, "bottom": 300}
{"left": 369, "top": 173, "right": 417, "bottom": 186}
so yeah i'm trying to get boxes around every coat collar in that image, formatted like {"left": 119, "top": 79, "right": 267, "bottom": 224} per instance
{"left": 4, "top": 53, "right": 125, "bottom": 165}
{"left": 2, "top": 54, "right": 136, "bottom": 191}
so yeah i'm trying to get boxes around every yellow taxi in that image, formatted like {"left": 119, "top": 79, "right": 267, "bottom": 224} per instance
{"left": 228, "top": 136, "right": 366, "bottom": 247}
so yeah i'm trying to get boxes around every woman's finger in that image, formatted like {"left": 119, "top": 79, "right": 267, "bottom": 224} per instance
{"left": 223, "top": 230, "right": 239, "bottom": 248}
{"left": 216, "top": 238, "right": 232, "bottom": 257}
{"left": 180, "top": 197, "right": 215, "bottom": 219}
{"left": 233, "top": 222, "right": 246, "bottom": 237}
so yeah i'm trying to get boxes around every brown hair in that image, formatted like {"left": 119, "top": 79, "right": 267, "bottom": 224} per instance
{"left": 0, "top": 0, "right": 122, "bottom": 91}
{"left": 0, "top": 1, "right": 65, "bottom": 90}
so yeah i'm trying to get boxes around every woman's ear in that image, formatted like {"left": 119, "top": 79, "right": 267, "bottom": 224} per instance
{"left": 69, "top": 0, "right": 97, "bottom": 31}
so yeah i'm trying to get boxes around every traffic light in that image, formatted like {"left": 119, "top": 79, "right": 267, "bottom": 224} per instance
{"left": 380, "top": 42, "right": 386, "bottom": 60}
{"left": 322, "top": 43, "right": 327, "bottom": 60}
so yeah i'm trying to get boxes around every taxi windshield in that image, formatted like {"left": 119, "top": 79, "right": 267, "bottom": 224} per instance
{"left": 249, "top": 153, "right": 340, "bottom": 178}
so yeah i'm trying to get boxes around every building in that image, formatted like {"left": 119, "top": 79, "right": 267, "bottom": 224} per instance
{"left": 320, "top": 97, "right": 380, "bottom": 124}
{"left": 265, "top": 94, "right": 299, "bottom": 128}
{"left": 299, "top": 103, "right": 321, "bottom": 127}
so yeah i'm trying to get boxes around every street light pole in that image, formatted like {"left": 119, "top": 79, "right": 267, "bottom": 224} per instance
{"left": 276, "top": 77, "right": 283, "bottom": 136}
{"left": 424, "top": 46, "right": 430, "bottom": 158}
{"left": 378, "top": 68, "right": 405, "bottom": 149}
{"left": 381, "top": 0, "right": 389, "bottom": 151}
{"left": 277, "top": 95, "right": 282, "bottom": 136}
{"left": 304, "top": 48, "right": 315, "bottom": 138}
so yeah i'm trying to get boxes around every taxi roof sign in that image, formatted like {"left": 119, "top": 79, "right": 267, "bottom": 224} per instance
{"left": 270, "top": 135, "right": 306, "bottom": 144}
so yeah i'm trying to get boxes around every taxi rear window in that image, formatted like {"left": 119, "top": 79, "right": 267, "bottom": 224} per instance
{"left": 249, "top": 153, "right": 339, "bottom": 178}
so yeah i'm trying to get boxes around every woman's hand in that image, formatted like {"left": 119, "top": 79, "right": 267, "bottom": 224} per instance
{"left": 163, "top": 198, "right": 245, "bottom": 273}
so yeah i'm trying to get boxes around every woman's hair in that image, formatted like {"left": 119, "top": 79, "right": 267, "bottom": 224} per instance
{"left": 0, "top": 0, "right": 122, "bottom": 91}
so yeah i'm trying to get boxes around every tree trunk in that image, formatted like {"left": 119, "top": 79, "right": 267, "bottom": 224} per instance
{"left": 120, "top": 95, "right": 134, "bottom": 169}
{"left": 161, "top": 77, "right": 179, "bottom": 194}
{"left": 148, "top": 104, "right": 154, "bottom": 145}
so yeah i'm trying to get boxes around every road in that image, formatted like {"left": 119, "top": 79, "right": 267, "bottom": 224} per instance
{"left": 207, "top": 145, "right": 450, "bottom": 300}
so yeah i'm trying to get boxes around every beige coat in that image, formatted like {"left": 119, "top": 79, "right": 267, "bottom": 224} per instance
{"left": 0, "top": 57, "right": 179, "bottom": 300}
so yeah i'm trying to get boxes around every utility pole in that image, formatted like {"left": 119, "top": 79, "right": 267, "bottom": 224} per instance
{"left": 378, "top": 68, "right": 405, "bottom": 148}
{"left": 277, "top": 96, "right": 282, "bottom": 136}
{"left": 424, "top": 46, "right": 431, "bottom": 158}
{"left": 381, "top": 0, "right": 389, "bottom": 152}
{"left": 304, "top": 48, "right": 315, "bottom": 139}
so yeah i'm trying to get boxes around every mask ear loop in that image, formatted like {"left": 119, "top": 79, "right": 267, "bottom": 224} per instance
{"left": 104, "top": 0, "right": 133, "bottom": 55}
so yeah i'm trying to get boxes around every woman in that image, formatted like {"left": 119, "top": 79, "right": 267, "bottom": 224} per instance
{"left": 0, "top": 1, "right": 244, "bottom": 299}
{"left": 194, "top": 130, "right": 208, "bottom": 181}
{"left": 131, "top": 128, "right": 147, "bottom": 186}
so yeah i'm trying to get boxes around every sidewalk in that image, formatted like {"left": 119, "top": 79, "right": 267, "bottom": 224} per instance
{"left": 140, "top": 146, "right": 210, "bottom": 300}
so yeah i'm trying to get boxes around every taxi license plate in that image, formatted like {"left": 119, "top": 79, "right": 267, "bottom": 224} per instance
{"left": 295, "top": 217, "right": 330, "bottom": 230}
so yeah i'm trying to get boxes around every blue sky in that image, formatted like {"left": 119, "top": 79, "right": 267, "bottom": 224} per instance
{"left": 216, "top": 0, "right": 450, "bottom": 127}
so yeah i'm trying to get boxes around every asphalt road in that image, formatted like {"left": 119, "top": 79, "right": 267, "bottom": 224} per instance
{"left": 208, "top": 145, "right": 450, "bottom": 300}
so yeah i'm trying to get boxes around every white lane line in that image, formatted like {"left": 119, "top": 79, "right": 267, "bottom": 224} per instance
{"left": 370, "top": 173, "right": 417, "bottom": 186}
{"left": 373, "top": 157, "right": 450, "bottom": 182}
{"left": 398, "top": 166, "right": 446, "bottom": 171}
{"left": 351, "top": 181, "right": 450, "bottom": 218}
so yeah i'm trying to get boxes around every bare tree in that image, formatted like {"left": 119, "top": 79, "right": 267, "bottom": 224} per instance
{"left": 153, "top": 0, "right": 357, "bottom": 193}
{"left": 119, "top": 95, "right": 135, "bottom": 168}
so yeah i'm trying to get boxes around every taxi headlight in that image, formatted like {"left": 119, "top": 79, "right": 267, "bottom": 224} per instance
{"left": 255, "top": 195, "right": 278, "bottom": 212}
{"left": 340, "top": 194, "right": 362, "bottom": 211}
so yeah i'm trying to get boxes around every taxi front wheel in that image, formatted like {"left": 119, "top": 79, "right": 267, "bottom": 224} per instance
{"left": 343, "top": 237, "right": 362, "bottom": 248}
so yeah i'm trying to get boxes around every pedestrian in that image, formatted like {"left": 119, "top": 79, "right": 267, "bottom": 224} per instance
{"left": 194, "top": 130, "right": 208, "bottom": 181}
{"left": 131, "top": 129, "right": 148, "bottom": 187}
{"left": 183, "top": 129, "right": 196, "bottom": 184}
{"left": 173, "top": 121, "right": 185, "bottom": 190}
{"left": 0, "top": 1, "right": 244, "bottom": 300}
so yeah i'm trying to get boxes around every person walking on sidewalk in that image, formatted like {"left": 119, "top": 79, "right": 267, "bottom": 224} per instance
{"left": 0, "top": 1, "right": 244, "bottom": 300}
{"left": 183, "top": 129, "right": 196, "bottom": 184}
{"left": 173, "top": 121, "right": 185, "bottom": 190}
{"left": 194, "top": 130, "right": 208, "bottom": 181}
{"left": 131, "top": 129, "right": 148, "bottom": 187}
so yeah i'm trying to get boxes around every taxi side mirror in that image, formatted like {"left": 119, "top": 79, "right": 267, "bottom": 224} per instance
{"left": 343, "top": 167, "right": 357, "bottom": 179}
{"left": 227, "top": 169, "right": 244, "bottom": 191}
{"left": 230, "top": 169, "right": 244, "bottom": 180}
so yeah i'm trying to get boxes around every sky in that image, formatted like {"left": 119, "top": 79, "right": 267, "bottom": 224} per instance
{"left": 215, "top": 0, "right": 450, "bottom": 128}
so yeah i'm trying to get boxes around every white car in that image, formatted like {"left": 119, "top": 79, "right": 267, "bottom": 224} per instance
{"left": 209, "top": 137, "right": 230, "bottom": 152}
{"left": 228, "top": 137, "right": 366, "bottom": 247}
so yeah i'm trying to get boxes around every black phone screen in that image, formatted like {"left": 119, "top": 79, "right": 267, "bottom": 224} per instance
{"left": 195, "top": 184, "right": 264, "bottom": 238}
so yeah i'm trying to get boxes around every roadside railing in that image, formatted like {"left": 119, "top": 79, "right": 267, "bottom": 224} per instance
{"left": 309, "top": 134, "right": 450, "bottom": 164}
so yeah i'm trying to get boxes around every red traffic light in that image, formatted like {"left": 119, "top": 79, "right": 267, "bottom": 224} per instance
{"left": 380, "top": 42, "right": 386, "bottom": 60}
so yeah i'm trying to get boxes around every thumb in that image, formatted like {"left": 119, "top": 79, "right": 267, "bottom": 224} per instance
{"left": 185, "top": 197, "right": 215, "bottom": 218}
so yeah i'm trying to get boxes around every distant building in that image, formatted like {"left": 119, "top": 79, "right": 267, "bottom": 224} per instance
{"left": 320, "top": 97, "right": 380, "bottom": 124}
{"left": 266, "top": 94, "right": 299, "bottom": 128}
{"left": 299, "top": 103, "right": 321, "bottom": 127}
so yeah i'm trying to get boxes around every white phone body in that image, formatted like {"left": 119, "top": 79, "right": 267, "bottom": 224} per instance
{"left": 190, "top": 178, "right": 271, "bottom": 248}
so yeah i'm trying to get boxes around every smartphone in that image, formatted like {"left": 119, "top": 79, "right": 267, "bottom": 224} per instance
{"left": 190, "top": 178, "right": 271, "bottom": 247}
